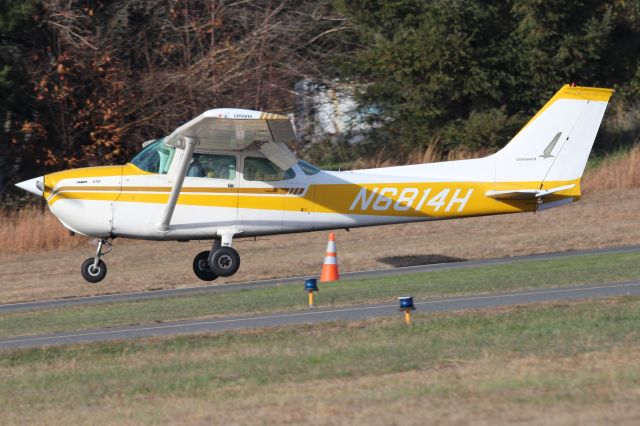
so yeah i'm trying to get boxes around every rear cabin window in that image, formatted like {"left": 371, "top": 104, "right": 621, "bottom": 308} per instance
{"left": 298, "top": 160, "right": 321, "bottom": 175}
{"left": 243, "top": 157, "right": 295, "bottom": 181}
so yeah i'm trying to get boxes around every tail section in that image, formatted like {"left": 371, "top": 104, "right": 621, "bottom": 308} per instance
{"left": 353, "top": 84, "right": 613, "bottom": 194}
{"left": 494, "top": 85, "right": 613, "bottom": 185}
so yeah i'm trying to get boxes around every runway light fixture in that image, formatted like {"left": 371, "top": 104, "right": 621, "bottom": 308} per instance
{"left": 399, "top": 296, "right": 416, "bottom": 325}
{"left": 305, "top": 278, "right": 318, "bottom": 308}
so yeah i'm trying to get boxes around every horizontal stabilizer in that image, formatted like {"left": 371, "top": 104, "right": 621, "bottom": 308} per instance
{"left": 485, "top": 184, "right": 575, "bottom": 200}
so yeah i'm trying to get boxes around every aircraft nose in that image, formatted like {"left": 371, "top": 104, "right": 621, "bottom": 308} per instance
{"left": 15, "top": 176, "right": 45, "bottom": 197}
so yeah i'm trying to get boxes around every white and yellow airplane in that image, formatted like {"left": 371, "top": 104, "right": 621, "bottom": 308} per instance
{"left": 16, "top": 84, "right": 613, "bottom": 283}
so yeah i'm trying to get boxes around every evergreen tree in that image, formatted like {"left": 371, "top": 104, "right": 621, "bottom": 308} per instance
{"left": 0, "top": 0, "right": 43, "bottom": 194}
{"left": 334, "top": 0, "right": 640, "bottom": 157}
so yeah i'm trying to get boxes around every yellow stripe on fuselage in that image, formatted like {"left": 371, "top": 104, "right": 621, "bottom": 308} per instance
{"left": 43, "top": 164, "right": 150, "bottom": 199}
{"left": 47, "top": 179, "right": 580, "bottom": 218}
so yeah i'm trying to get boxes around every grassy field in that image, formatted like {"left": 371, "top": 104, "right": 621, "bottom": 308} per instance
{"left": 2, "top": 297, "right": 640, "bottom": 425}
{"left": 0, "top": 251, "right": 639, "bottom": 339}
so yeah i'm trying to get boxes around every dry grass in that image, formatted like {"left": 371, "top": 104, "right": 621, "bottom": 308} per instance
{"left": 351, "top": 142, "right": 490, "bottom": 169}
{"left": 0, "top": 206, "right": 89, "bottom": 256}
{"left": 582, "top": 144, "right": 640, "bottom": 192}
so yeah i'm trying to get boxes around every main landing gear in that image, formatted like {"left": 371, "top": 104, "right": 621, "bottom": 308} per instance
{"left": 79, "top": 237, "right": 240, "bottom": 284}
{"left": 81, "top": 239, "right": 112, "bottom": 283}
{"left": 192, "top": 239, "right": 241, "bottom": 281}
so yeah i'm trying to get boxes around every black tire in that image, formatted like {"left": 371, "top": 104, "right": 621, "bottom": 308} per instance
{"left": 192, "top": 250, "right": 218, "bottom": 281}
{"left": 208, "top": 246, "right": 241, "bottom": 277}
{"left": 81, "top": 258, "right": 107, "bottom": 283}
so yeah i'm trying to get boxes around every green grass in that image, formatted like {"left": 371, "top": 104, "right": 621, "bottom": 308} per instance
{"left": 0, "top": 251, "right": 639, "bottom": 339}
{"left": 1, "top": 297, "right": 640, "bottom": 424}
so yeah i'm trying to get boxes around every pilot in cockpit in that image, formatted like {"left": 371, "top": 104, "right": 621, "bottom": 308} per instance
{"left": 187, "top": 153, "right": 236, "bottom": 180}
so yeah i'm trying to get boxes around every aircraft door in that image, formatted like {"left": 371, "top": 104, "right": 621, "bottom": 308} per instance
{"left": 282, "top": 163, "right": 315, "bottom": 232}
{"left": 179, "top": 152, "right": 239, "bottom": 231}
{"left": 237, "top": 154, "right": 290, "bottom": 234}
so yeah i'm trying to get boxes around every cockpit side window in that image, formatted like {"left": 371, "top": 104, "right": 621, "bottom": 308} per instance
{"left": 187, "top": 153, "right": 236, "bottom": 180}
{"left": 131, "top": 139, "right": 175, "bottom": 174}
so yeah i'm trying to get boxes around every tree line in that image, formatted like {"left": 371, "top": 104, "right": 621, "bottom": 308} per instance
{"left": 1, "top": 0, "right": 639, "bottom": 200}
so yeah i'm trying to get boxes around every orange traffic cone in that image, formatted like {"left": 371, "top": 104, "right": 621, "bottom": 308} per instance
{"left": 320, "top": 232, "right": 339, "bottom": 282}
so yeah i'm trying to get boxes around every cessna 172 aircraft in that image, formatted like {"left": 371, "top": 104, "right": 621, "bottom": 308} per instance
{"left": 16, "top": 84, "right": 612, "bottom": 283}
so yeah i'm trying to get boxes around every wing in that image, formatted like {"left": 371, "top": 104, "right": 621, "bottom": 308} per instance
{"left": 164, "top": 108, "right": 297, "bottom": 170}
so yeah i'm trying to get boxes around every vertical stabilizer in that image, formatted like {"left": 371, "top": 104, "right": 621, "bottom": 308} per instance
{"left": 494, "top": 85, "right": 613, "bottom": 185}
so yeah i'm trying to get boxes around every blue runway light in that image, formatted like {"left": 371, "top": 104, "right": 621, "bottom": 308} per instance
{"left": 305, "top": 278, "right": 318, "bottom": 292}
{"left": 399, "top": 296, "right": 416, "bottom": 325}
{"left": 399, "top": 296, "right": 415, "bottom": 311}
{"left": 305, "top": 278, "right": 318, "bottom": 308}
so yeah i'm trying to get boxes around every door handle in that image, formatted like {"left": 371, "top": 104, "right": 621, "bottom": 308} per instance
{"left": 228, "top": 183, "right": 234, "bottom": 188}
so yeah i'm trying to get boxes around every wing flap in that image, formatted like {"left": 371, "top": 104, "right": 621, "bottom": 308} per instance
{"left": 258, "top": 141, "right": 297, "bottom": 170}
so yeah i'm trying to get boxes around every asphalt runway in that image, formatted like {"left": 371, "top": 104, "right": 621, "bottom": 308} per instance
{"left": 2, "top": 244, "right": 639, "bottom": 313}
{"left": 1, "top": 280, "right": 639, "bottom": 350}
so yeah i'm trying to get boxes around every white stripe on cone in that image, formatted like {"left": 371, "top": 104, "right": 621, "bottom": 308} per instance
{"left": 323, "top": 256, "right": 337, "bottom": 265}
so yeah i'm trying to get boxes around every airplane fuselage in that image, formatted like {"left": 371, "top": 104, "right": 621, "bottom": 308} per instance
{"left": 43, "top": 157, "right": 579, "bottom": 241}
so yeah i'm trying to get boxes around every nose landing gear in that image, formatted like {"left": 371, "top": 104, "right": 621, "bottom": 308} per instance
{"left": 81, "top": 239, "right": 112, "bottom": 283}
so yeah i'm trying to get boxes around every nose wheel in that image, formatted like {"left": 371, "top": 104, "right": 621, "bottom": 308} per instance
{"left": 81, "top": 258, "right": 107, "bottom": 283}
{"left": 81, "top": 239, "right": 111, "bottom": 283}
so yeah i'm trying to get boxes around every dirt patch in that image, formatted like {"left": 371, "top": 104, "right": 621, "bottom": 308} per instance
{"left": 376, "top": 254, "right": 466, "bottom": 267}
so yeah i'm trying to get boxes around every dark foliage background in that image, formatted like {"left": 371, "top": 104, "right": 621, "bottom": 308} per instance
{"left": 1, "top": 0, "right": 639, "bottom": 199}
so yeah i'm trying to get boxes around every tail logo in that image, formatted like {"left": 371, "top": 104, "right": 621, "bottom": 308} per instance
{"left": 540, "top": 132, "right": 562, "bottom": 159}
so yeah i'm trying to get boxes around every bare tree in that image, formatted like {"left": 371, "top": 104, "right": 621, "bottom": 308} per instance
{"left": 24, "top": 0, "right": 348, "bottom": 168}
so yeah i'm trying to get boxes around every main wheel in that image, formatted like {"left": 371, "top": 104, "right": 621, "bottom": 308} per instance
{"left": 192, "top": 250, "right": 218, "bottom": 281}
{"left": 208, "top": 246, "right": 241, "bottom": 277}
{"left": 81, "top": 258, "right": 107, "bottom": 283}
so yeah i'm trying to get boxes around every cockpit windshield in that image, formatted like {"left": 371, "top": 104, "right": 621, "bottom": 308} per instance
{"left": 130, "top": 139, "right": 175, "bottom": 174}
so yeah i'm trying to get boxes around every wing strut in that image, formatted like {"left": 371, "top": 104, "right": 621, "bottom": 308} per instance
{"left": 158, "top": 136, "right": 197, "bottom": 231}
